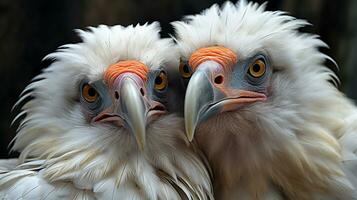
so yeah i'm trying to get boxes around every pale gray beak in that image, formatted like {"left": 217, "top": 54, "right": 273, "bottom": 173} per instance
{"left": 119, "top": 77, "right": 147, "bottom": 151}
{"left": 184, "top": 61, "right": 223, "bottom": 141}
{"left": 184, "top": 60, "right": 267, "bottom": 142}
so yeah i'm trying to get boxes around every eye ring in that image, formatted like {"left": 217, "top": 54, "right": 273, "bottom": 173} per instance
{"left": 179, "top": 61, "right": 192, "bottom": 78}
{"left": 154, "top": 71, "right": 168, "bottom": 91}
{"left": 82, "top": 84, "right": 99, "bottom": 103}
{"left": 248, "top": 59, "right": 266, "bottom": 78}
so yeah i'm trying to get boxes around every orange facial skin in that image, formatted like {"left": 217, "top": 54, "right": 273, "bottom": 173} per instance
{"left": 189, "top": 46, "right": 267, "bottom": 111}
{"left": 86, "top": 60, "right": 165, "bottom": 150}
{"left": 104, "top": 60, "right": 149, "bottom": 87}
{"left": 189, "top": 46, "right": 238, "bottom": 71}
{"left": 184, "top": 46, "right": 268, "bottom": 141}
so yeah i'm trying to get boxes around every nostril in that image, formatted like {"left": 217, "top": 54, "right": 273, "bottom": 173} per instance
{"left": 114, "top": 91, "right": 119, "bottom": 99}
{"left": 214, "top": 75, "right": 224, "bottom": 84}
{"left": 140, "top": 88, "right": 145, "bottom": 96}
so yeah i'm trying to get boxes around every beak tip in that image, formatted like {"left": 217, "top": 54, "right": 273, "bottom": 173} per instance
{"left": 185, "top": 127, "right": 195, "bottom": 142}
{"left": 135, "top": 129, "right": 146, "bottom": 151}
{"left": 137, "top": 142, "right": 145, "bottom": 151}
{"left": 188, "top": 135, "right": 194, "bottom": 142}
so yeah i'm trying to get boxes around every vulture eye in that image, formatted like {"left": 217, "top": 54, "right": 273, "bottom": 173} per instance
{"left": 82, "top": 84, "right": 99, "bottom": 103}
{"left": 248, "top": 59, "right": 266, "bottom": 78}
{"left": 154, "top": 71, "right": 168, "bottom": 91}
{"left": 179, "top": 61, "right": 192, "bottom": 78}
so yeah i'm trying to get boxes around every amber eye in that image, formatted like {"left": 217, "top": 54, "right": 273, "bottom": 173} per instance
{"left": 82, "top": 84, "right": 99, "bottom": 103}
{"left": 248, "top": 59, "right": 266, "bottom": 78}
{"left": 154, "top": 71, "right": 168, "bottom": 91}
{"left": 179, "top": 61, "right": 192, "bottom": 78}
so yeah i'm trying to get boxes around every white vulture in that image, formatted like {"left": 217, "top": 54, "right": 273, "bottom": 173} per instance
{"left": 172, "top": 1, "right": 357, "bottom": 199}
{"left": 0, "top": 22, "right": 213, "bottom": 199}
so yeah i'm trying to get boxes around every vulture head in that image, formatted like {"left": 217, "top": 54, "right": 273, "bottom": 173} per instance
{"left": 10, "top": 23, "right": 212, "bottom": 199}
{"left": 173, "top": 1, "right": 356, "bottom": 198}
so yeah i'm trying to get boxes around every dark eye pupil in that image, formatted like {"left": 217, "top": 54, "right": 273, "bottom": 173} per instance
{"left": 88, "top": 88, "right": 96, "bottom": 96}
{"left": 183, "top": 65, "right": 190, "bottom": 73}
{"left": 253, "top": 64, "right": 261, "bottom": 72}
{"left": 155, "top": 77, "right": 163, "bottom": 85}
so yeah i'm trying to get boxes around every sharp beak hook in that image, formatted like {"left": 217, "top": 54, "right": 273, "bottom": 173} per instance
{"left": 184, "top": 68, "right": 216, "bottom": 141}
{"left": 119, "top": 77, "right": 147, "bottom": 151}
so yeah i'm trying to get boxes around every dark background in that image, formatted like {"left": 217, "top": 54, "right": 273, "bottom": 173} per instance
{"left": 1, "top": 0, "right": 356, "bottom": 158}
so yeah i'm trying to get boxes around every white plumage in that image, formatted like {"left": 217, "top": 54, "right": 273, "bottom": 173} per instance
{"left": 173, "top": 1, "right": 357, "bottom": 199}
{"left": 0, "top": 23, "right": 213, "bottom": 199}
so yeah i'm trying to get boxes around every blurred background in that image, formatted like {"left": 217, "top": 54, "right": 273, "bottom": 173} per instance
{"left": 0, "top": 0, "right": 356, "bottom": 158}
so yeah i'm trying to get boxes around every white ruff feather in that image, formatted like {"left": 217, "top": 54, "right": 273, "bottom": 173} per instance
{"left": 0, "top": 23, "right": 212, "bottom": 199}
{"left": 173, "top": 1, "right": 357, "bottom": 199}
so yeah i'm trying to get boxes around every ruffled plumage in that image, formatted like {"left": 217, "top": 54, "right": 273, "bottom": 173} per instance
{"left": 173, "top": 1, "right": 357, "bottom": 199}
{"left": 1, "top": 23, "right": 213, "bottom": 199}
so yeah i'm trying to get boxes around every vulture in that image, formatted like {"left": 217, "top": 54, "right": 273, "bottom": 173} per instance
{"left": 172, "top": 1, "right": 357, "bottom": 199}
{"left": 0, "top": 23, "right": 213, "bottom": 199}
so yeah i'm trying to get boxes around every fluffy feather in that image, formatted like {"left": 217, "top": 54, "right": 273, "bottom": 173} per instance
{"left": 1, "top": 23, "right": 212, "bottom": 199}
{"left": 173, "top": 1, "right": 357, "bottom": 199}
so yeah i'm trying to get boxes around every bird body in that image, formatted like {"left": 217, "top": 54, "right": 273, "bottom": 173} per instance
{"left": 173, "top": 1, "right": 357, "bottom": 199}
{"left": 0, "top": 23, "right": 212, "bottom": 199}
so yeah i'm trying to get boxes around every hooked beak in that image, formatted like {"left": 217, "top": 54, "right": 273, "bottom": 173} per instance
{"left": 184, "top": 61, "right": 267, "bottom": 141}
{"left": 93, "top": 74, "right": 165, "bottom": 151}
{"left": 119, "top": 76, "right": 147, "bottom": 150}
